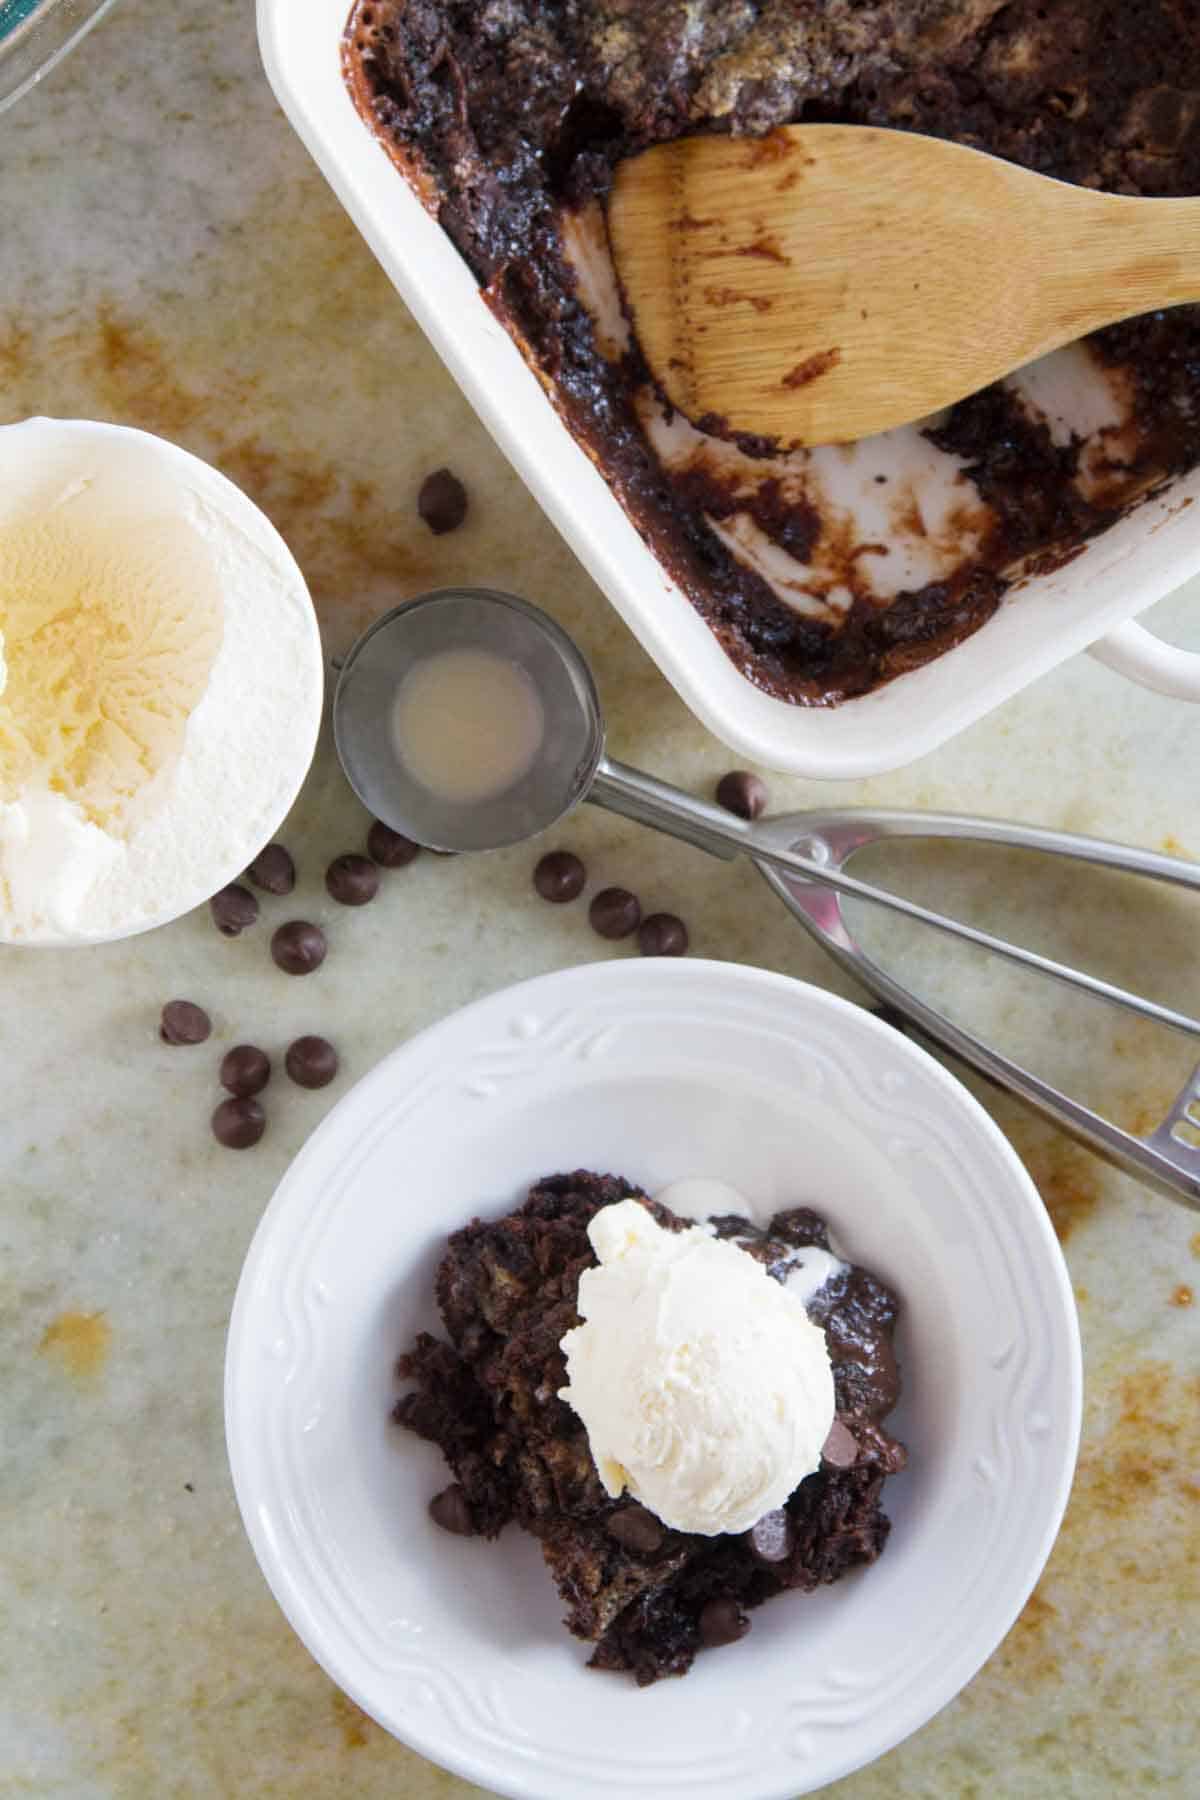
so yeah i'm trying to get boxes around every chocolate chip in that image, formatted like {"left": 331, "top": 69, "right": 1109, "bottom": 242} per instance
{"left": 428, "top": 1483, "right": 475, "bottom": 1536}
{"left": 417, "top": 468, "right": 468, "bottom": 535}
{"left": 210, "top": 883, "right": 259, "bottom": 937}
{"left": 605, "top": 1505, "right": 665, "bottom": 1554}
{"left": 211, "top": 1096, "right": 266, "bottom": 1149}
{"left": 533, "top": 850, "right": 586, "bottom": 903}
{"left": 271, "top": 920, "right": 327, "bottom": 975}
{"left": 698, "top": 1596, "right": 750, "bottom": 1647}
{"left": 325, "top": 853, "right": 380, "bottom": 907}
{"left": 745, "top": 1508, "right": 794, "bottom": 1565}
{"left": 285, "top": 1035, "right": 339, "bottom": 1090}
{"left": 220, "top": 1045, "right": 271, "bottom": 1098}
{"left": 589, "top": 886, "right": 641, "bottom": 940}
{"left": 821, "top": 1418, "right": 860, "bottom": 1469}
{"left": 716, "top": 770, "right": 768, "bottom": 821}
{"left": 245, "top": 843, "right": 295, "bottom": 895}
{"left": 367, "top": 820, "right": 421, "bottom": 868}
{"left": 159, "top": 1000, "right": 211, "bottom": 1046}
{"left": 637, "top": 913, "right": 688, "bottom": 957}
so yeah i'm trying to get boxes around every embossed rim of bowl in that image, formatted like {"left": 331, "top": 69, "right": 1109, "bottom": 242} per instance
{"left": 224, "top": 957, "right": 1082, "bottom": 1800}
{"left": 0, "top": 417, "right": 324, "bottom": 948}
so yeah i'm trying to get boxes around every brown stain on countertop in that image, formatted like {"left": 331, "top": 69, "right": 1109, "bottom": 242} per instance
{"left": 39, "top": 1310, "right": 111, "bottom": 1380}
{"left": 0, "top": 112, "right": 543, "bottom": 666}
{"left": 1009, "top": 1127, "right": 1101, "bottom": 1243}
{"left": 0, "top": 304, "right": 443, "bottom": 650}
{"left": 984, "top": 1359, "right": 1199, "bottom": 1712}
{"left": 331, "top": 1688, "right": 381, "bottom": 1750}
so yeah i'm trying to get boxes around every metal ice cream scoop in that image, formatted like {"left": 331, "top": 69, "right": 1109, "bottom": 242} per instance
{"left": 334, "top": 587, "right": 1200, "bottom": 1211}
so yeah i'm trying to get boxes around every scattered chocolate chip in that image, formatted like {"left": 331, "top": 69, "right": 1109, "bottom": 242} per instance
{"left": 211, "top": 1096, "right": 266, "bottom": 1149}
{"left": 821, "top": 1418, "right": 860, "bottom": 1469}
{"left": 326, "top": 853, "right": 381, "bottom": 907}
{"left": 271, "top": 920, "right": 327, "bottom": 975}
{"left": 716, "top": 770, "right": 768, "bottom": 820}
{"left": 869, "top": 1003, "right": 909, "bottom": 1035}
{"left": 210, "top": 883, "right": 259, "bottom": 937}
{"left": 589, "top": 886, "right": 641, "bottom": 940}
{"left": 159, "top": 1000, "right": 211, "bottom": 1046}
{"left": 605, "top": 1505, "right": 665, "bottom": 1554}
{"left": 534, "top": 849, "right": 586, "bottom": 903}
{"left": 698, "top": 1596, "right": 750, "bottom": 1648}
{"left": 428, "top": 1483, "right": 475, "bottom": 1536}
{"left": 637, "top": 913, "right": 689, "bottom": 957}
{"left": 417, "top": 467, "right": 468, "bottom": 535}
{"left": 745, "top": 1508, "right": 794, "bottom": 1565}
{"left": 183, "top": 1482, "right": 194, "bottom": 1493}
{"left": 220, "top": 1045, "right": 271, "bottom": 1098}
{"left": 285, "top": 1035, "right": 339, "bottom": 1090}
{"left": 245, "top": 843, "right": 295, "bottom": 895}
{"left": 367, "top": 820, "right": 421, "bottom": 869}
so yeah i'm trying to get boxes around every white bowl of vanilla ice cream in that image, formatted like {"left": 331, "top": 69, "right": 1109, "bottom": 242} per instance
{"left": 0, "top": 418, "right": 323, "bottom": 945}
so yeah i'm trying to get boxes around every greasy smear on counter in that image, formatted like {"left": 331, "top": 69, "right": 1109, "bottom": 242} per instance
{"left": 343, "top": 2, "right": 1200, "bottom": 704}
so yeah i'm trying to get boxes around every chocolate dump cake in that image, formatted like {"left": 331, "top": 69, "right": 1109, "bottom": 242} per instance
{"left": 393, "top": 1171, "right": 905, "bottom": 1684}
{"left": 345, "top": 2, "right": 1200, "bottom": 705}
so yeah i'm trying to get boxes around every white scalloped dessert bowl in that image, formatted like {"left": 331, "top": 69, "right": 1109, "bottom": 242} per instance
{"left": 225, "top": 959, "right": 1081, "bottom": 1800}
{"left": 260, "top": 0, "right": 1200, "bottom": 778}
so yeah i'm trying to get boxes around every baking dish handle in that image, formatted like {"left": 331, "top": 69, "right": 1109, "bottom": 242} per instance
{"left": 1088, "top": 619, "right": 1200, "bottom": 701}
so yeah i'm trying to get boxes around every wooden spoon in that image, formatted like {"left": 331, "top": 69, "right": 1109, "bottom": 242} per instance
{"left": 608, "top": 124, "right": 1196, "bottom": 446}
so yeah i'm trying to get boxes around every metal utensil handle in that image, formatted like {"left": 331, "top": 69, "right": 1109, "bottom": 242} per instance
{"left": 751, "top": 807, "right": 1200, "bottom": 1211}
{"left": 590, "top": 768, "right": 1200, "bottom": 1042}
{"left": 590, "top": 758, "right": 745, "bottom": 860}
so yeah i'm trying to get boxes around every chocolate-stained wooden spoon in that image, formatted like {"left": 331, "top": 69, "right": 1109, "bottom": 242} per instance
{"left": 608, "top": 125, "right": 1196, "bottom": 446}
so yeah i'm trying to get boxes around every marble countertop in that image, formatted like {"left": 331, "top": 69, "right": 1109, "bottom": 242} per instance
{"left": 1, "top": 3, "right": 1196, "bottom": 1795}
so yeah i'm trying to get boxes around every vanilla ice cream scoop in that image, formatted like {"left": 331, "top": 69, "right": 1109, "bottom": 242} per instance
{"left": 559, "top": 1199, "right": 835, "bottom": 1536}
{"left": 0, "top": 508, "right": 223, "bottom": 830}
{"left": 0, "top": 419, "right": 322, "bottom": 943}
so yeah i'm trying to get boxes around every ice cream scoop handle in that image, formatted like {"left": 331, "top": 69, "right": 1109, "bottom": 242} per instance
{"left": 588, "top": 760, "right": 1200, "bottom": 1041}
{"left": 590, "top": 758, "right": 747, "bottom": 860}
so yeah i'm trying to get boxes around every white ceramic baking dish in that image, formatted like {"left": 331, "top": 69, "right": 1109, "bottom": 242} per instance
{"left": 259, "top": 0, "right": 1200, "bottom": 778}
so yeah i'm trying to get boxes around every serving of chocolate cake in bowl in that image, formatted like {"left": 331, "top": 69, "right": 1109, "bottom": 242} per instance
{"left": 343, "top": 1, "right": 1200, "bottom": 707}
{"left": 393, "top": 1169, "right": 906, "bottom": 1684}
{"left": 225, "top": 957, "right": 1082, "bottom": 1797}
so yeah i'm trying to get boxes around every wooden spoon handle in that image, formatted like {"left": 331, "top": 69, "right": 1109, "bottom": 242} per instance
{"left": 1037, "top": 186, "right": 1200, "bottom": 323}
